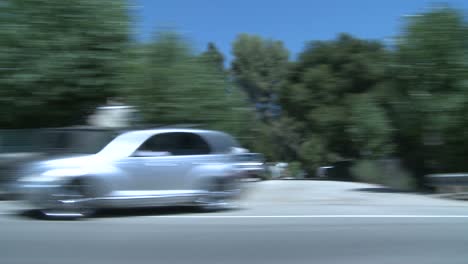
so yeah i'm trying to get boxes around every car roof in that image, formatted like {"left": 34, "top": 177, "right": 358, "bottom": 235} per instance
{"left": 121, "top": 128, "right": 215, "bottom": 137}
{"left": 96, "top": 128, "right": 236, "bottom": 159}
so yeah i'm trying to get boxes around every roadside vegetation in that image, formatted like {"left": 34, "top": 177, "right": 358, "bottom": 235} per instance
{"left": 2, "top": 1, "right": 468, "bottom": 190}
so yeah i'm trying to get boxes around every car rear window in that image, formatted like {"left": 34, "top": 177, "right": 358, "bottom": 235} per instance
{"left": 203, "top": 132, "right": 241, "bottom": 153}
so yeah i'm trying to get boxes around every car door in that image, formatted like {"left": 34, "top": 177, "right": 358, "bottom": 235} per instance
{"left": 162, "top": 132, "right": 215, "bottom": 191}
{"left": 121, "top": 132, "right": 214, "bottom": 198}
{"left": 141, "top": 132, "right": 217, "bottom": 192}
{"left": 128, "top": 132, "right": 187, "bottom": 194}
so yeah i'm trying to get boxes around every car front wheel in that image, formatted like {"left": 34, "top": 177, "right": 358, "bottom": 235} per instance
{"left": 39, "top": 179, "right": 96, "bottom": 219}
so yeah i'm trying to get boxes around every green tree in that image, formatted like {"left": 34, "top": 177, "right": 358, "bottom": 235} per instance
{"left": 200, "top": 42, "right": 225, "bottom": 72}
{"left": 0, "top": 0, "right": 130, "bottom": 128}
{"left": 124, "top": 31, "right": 254, "bottom": 139}
{"left": 251, "top": 116, "right": 302, "bottom": 161}
{"left": 231, "top": 34, "right": 289, "bottom": 115}
{"left": 282, "top": 34, "right": 393, "bottom": 170}
{"left": 391, "top": 7, "right": 468, "bottom": 176}
{"left": 230, "top": 34, "right": 290, "bottom": 159}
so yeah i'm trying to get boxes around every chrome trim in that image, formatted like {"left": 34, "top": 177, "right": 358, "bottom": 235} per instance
{"left": 55, "top": 190, "right": 240, "bottom": 206}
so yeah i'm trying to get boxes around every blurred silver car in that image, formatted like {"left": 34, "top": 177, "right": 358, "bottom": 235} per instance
{"left": 15, "top": 128, "right": 264, "bottom": 218}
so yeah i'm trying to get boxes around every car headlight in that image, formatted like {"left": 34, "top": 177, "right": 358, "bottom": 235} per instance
{"left": 18, "top": 174, "right": 52, "bottom": 183}
{"left": 18, "top": 168, "right": 88, "bottom": 183}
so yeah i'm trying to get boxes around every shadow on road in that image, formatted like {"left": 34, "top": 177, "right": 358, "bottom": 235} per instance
{"left": 16, "top": 206, "right": 242, "bottom": 221}
{"left": 95, "top": 206, "right": 234, "bottom": 218}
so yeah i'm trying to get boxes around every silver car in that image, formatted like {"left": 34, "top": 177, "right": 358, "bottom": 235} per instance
{"left": 15, "top": 128, "right": 264, "bottom": 218}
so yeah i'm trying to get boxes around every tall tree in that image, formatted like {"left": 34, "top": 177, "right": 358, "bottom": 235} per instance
{"left": 391, "top": 7, "right": 468, "bottom": 176}
{"left": 282, "top": 34, "right": 393, "bottom": 170}
{"left": 124, "top": 31, "right": 254, "bottom": 139}
{"left": 200, "top": 42, "right": 225, "bottom": 72}
{"left": 231, "top": 34, "right": 289, "bottom": 120}
{"left": 0, "top": 0, "right": 130, "bottom": 128}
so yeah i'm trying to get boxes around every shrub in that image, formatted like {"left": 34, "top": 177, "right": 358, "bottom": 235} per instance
{"left": 288, "top": 161, "right": 305, "bottom": 179}
{"left": 351, "top": 159, "right": 416, "bottom": 191}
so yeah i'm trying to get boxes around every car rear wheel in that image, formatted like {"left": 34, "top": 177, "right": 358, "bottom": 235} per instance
{"left": 195, "top": 177, "right": 241, "bottom": 212}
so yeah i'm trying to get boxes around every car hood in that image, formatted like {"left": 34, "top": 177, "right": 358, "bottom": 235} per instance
{"left": 39, "top": 154, "right": 98, "bottom": 169}
{"left": 11, "top": 155, "right": 98, "bottom": 186}
{"left": 17, "top": 154, "right": 120, "bottom": 184}
{"left": 20, "top": 154, "right": 108, "bottom": 177}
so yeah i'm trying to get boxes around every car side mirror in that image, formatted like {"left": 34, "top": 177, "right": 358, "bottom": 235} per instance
{"left": 133, "top": 151, "right": 171, "bottom": 157}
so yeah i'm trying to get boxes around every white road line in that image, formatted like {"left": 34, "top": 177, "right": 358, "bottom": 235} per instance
{"left": 155, "top": 215, "right": 468, "bottom": 218}
{"left": 1, "top": 211, "right": 467, "bottom": 218}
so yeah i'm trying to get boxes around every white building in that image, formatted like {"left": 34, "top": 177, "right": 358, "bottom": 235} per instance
{"left": 87, "top": 104, "right": 139, "bottom": 128}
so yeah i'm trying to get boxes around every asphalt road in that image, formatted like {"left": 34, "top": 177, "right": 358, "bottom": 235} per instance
{"left": 1, "top": 180, "right": 468, "bottom": 264}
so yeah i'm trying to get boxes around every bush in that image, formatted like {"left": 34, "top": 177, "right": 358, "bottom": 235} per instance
{"left": 351, "top": 159, "right": 416, "bottom": 191}
{"left": 288, "top": 161, "right": 305, "bottom": 179}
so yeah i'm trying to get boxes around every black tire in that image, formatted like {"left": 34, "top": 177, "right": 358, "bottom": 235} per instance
{"left": 39, "top": 178, "right": 96, "bottom": 220}
{"left": 195, "top": 177, "right": 240, "bottom": 212}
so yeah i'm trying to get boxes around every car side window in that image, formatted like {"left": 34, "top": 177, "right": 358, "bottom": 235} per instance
{"left": 136, "top": 132, "right": 211, "bottom": 156}
{"left": 207, "top": 132, "right": 241, "bottom": 153}
{"left": 137, "top": 133, "right": 178, "bottom": 155}
{"left": 174, "top": 132, "right": 211, "bottom": 155}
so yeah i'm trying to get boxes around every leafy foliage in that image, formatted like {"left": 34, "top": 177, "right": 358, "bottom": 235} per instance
{"left": 281, "top": 34, "right": 393, "bottom": 170}
{"left": 351, "top": 159, "right": 416, "bottom": 191}
{"left": 0, "top": 0, "right": 130, "bottom": 128}
{"left": 231, "top": 34, "right": 289, "bottom": 111}
{"left": 391, "top": 7, "right": 468, "bottom": 175}
{"left": 200, "top": 42, "right": 225, "bottom": 73}
{"left": 123, "top": 32, "right": 254, "bottom": 139}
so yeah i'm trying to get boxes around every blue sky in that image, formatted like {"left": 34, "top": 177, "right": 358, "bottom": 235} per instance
{"left": 133, "top": 0, "right": 468, "bottom": 63}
